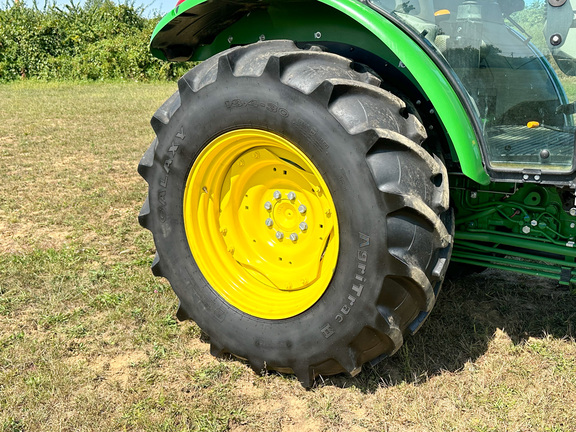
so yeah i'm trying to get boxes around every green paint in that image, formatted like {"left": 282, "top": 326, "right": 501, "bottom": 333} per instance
{"left": 455, "top": 239, "right": 576, "bottom": 268}
{"left": 452, "top": 237, "right": 576, "bottom": 285}
{"left": 191, "top": 6, "right": 398, "bottom": 62}
{"left": 455, "top": 232, "right": 576, "bottom": 258}
{"left": 450, "top": 176, "right": 576, "bottom": 285}
{"left": 451, "top": 255, "right": 574, "bottom": 283}
{"left": 149, "top": 0, "right": 490, "bottom": 184}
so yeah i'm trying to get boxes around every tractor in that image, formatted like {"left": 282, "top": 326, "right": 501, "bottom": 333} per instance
{"left": 138, "top": 0, "right": 576, "bottom": 386}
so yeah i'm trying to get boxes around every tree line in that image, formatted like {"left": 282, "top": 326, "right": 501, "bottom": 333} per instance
{"left": 0, "top": 0, "right": 193, "bottom": 81}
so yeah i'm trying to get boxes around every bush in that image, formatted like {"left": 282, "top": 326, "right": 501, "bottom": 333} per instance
{"left": 510, "top": 1, "right": 546, "bottom": 51}
{"left": 0, "top": 0, "right": 193, "bottom": 81}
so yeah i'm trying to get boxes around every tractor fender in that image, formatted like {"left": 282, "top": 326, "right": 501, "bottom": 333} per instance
{"left": 151, "top": 0, "right": 490, "bottom": 185}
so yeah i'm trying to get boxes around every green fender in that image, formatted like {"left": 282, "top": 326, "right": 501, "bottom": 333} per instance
{"left": 151, "top": 0, "right": 491, "bottom": 185}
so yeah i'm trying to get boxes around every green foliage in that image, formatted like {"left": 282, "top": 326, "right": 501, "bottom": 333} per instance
{"left": 0, "top": 0, "right": 193, "bottom": 81}
{"left": 509, "top": 1, "right": 546, "bottom": 50}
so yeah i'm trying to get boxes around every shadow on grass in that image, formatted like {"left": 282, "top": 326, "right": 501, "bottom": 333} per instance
{"left": 324, "top": 269, "right": 576, "bottom": 392}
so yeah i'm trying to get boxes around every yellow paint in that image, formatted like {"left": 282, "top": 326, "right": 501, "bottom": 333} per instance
{"left": 183, "top": 129, "right": 339, "bottom": 319}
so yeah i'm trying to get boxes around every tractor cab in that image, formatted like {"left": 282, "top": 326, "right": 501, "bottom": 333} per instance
{"left": 368, "top": 0, "right": 576, "bottom": 182}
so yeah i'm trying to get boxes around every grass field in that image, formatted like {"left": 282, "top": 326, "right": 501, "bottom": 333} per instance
{"left": 1, "top": 80, "right": 576, "bottom": 432}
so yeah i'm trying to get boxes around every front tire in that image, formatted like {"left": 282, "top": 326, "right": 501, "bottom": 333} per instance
{"left": 138, "top": 40, "right": 453, "bottom": 386}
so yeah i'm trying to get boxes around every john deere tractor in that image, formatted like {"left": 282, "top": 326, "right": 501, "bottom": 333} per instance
{"left": 138, "top": 0, "right": 576, "bottom": 386}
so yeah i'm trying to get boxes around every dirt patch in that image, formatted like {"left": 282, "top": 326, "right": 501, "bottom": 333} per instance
{"left": 0, "top": 217, "right": 73, "bottom": 254}
{"left": 88, "top": 351, "right": 148, "bottom": 386}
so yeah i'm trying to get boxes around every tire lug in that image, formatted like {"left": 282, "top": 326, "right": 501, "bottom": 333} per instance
{"left": 290, "top": 233, "right": 298, "bottom": 241}
{"left": 264, "top": 201, "right": 272, "bottom": 211}
{"left": 299, "top": 222, "right": 308, "bottom": 231}
{"left": 265, "top": 218, "right": 274, "bottom": 227}
{"left": 287, "top": 191, "right": 296, "bottom": 201}
{"left": 273, "top": 190, "right": 282, "bottom": 200}
{"left": 276, "top": 231, "right": 284, "bottom": 240}
{"left": 298, "top": 205, "right": 307, "bottom": 214}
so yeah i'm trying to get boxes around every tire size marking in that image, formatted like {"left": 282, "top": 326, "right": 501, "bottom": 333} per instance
{"left": 158, "top": 126, "right": 185, "bottom": 223}
{"left": 224, "top": 99, "right": 289, "bottom": 118}
{"left": 292, "top": 118, "right": 329, "bottom": 153}
{"left": 326, "top": 233, "right": 370, "bottom": 332}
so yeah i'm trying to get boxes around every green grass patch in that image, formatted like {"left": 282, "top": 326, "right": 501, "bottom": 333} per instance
{"left": 0, "top": 81, "right": 575, "bottom": 431}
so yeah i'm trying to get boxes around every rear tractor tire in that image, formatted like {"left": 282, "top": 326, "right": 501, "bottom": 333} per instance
{"left": 138, "top": 40, "right": 453, "bottom": 386}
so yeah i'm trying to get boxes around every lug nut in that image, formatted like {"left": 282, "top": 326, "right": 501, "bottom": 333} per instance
{"left": 522, "top": 226, "right": 531, "bottom": 234}
{"left": 273, "top": 190, "right": 282, "bottom": 200}
{"left": 276, "top": 231, "right": 284, "bottom": 240}
{"left": 299, "top": 222, "right": 308, "bottom": 231}
{"left": 287, "top": 191, "right": 296, "bottom": 201}
{"left": 264, "top": 201, "right": 272, "bottom": 211}
{"left": 298, "top": 205, "right": 307, "bottom": 214}
{"left": 265, "top": 218, "right": 273, "bottom": 227}
{"left": 290, "top": 233, "right": 298, "bottom": 241}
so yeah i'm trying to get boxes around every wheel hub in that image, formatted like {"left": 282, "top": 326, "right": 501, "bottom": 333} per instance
{"left": 273, "top": 199, "right": 299, "bottom": 232}
{"left": 219, "top": 148, "right": 335, "bottom": 291}
{"left": 183, "top": 129, "right": 339, "bottom": 319}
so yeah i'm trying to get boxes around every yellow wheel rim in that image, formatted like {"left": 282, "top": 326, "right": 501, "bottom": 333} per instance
{"left": 184, "top": 129, "right": 339, "bottom": 319}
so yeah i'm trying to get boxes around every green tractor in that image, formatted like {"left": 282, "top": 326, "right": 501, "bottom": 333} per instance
{"left": 138, "top": 0, "right": 576, "bottom": 386}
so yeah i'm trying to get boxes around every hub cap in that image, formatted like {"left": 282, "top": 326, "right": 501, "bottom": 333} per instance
{"left": 183, "top": 129, "right": 339, "bottom": 319}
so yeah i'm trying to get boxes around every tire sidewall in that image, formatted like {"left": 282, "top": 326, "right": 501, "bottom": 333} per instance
{"left": 149, "top": 72, "right": 393, "bottom": 366}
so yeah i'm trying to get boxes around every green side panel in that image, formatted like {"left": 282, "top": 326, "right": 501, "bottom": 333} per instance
{"left": 449, "top": 177, "right": 576, "bottom": 285}
{"left": 150, "top": 0, "right": 491, "bottom": 185}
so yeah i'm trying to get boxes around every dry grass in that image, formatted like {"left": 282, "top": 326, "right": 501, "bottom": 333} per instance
{"left": 1, "top": 81, "right": 575, "bottom": 432}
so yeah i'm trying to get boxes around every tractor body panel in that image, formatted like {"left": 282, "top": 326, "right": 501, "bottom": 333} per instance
{"left": 150, "top": 0, "right": 490, "bottom": 184}
{"left": 150, "top": 0, "right": 576, "bottom": 186}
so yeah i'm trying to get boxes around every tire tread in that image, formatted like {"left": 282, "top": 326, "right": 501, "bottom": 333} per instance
{"left": 138, "top": 40, "right": 453, "bottom": 387}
